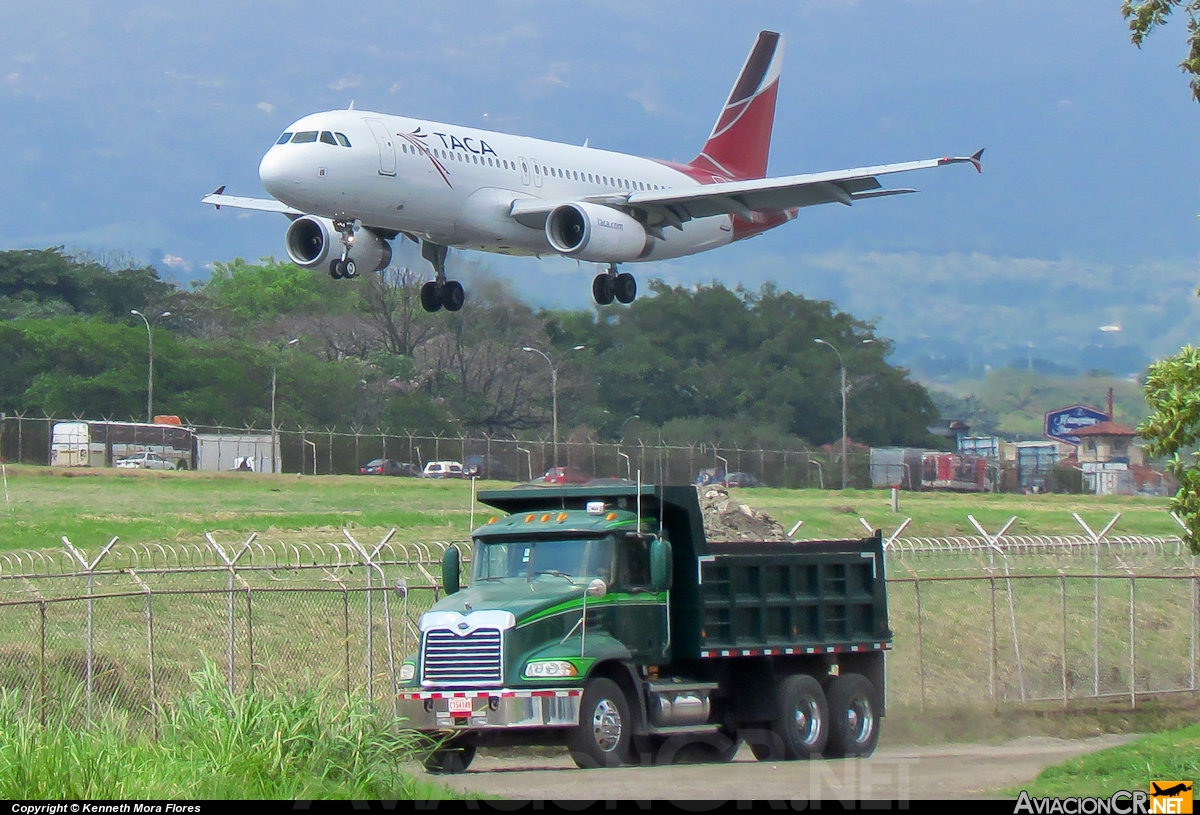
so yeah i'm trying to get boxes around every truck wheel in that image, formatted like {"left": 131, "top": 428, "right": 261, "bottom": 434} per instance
{"left": 422, "top": 741, "right": 476, "bottom": 774}
{"left": 824, "top": 673, "right": 880, "bottom": 758}
{"left": 773, "top": 674, "right": 829, "bottom": 760}
{"left": 568, "top": 677, "right": 631, "bottom": 768}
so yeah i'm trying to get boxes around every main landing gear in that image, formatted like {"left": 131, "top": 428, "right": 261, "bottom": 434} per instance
{"left": 592, "top": 264, "right": 637, "bottom": 306}
{"left": 419, "top": 241, "right": 465, "bottom": 313}
{"left": 329, "top": 220, "right": 359, "bottom": 280}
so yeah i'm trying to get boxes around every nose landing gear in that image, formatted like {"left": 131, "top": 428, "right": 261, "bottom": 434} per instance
{"left": 328, "top": 220, "right": 361, "bottom": 280}
{"left": 419, "top": 241, "right": 465, "bottom": 313}
{"left": 592, "top": 265, "right": 637, "bottom": 306}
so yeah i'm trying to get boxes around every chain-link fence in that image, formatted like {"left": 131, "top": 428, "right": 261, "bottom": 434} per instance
{"left": 0, "top": 414, "right": 866, "bottom": 488}
{"left": 0, "top": 529, "right": 1195, "bottom": 725}
{"left": 0, "top": 531, "right": 459, "bottom": 726}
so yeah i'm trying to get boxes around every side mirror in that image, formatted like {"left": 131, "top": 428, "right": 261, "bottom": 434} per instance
{"left": 586, "top": 578, "right": 607, "bottom": 598}
{"left": 650, "top": 538, "right": 673, "bottom": 592}
{"left": 442, "top": 546, "right": 461, "bottom": 595}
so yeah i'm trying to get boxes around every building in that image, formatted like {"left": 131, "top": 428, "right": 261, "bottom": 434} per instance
{"left": 1072, "top": 421, "right": 1141, "bottom": 495}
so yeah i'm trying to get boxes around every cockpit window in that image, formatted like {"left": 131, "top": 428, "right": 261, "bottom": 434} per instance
{"left": 276, "top": 132, "right": 293, "bottom": 145}
{"left": 319, "top": 131, "right": 337, "bottom": 145}
{"left": 291, "top": 131, "right": 319, "bottom": 143}
{"left": 335, "top": 132, "right": 351, "bottom": 147}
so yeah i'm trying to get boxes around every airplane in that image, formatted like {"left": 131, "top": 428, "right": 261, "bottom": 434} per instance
{"left": 203, "top": 30, "right": 982, "bottom": 313}
{"left": 1151, "top": 783, "right": 1193, "bottom": 798}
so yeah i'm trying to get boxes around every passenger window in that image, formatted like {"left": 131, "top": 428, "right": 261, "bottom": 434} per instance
{"left": 276, "top": 132, "right": 293, "bottom": 145}
{"left": 335, "top": 133, "right": 351, "bottom": 147}
{"left": 319, "top": 131, "right": 337, "bottom": 145}
{"left": 291, "top": 131, "right": 319, "bottom": 143}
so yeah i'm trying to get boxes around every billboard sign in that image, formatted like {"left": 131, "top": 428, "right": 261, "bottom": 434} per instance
{"left": 1044, "top": 404, "right": 1109, "bottom": 445}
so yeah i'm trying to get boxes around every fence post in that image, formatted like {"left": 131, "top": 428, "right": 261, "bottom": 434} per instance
{"left": 39, "top": 600, "right": 47, "bottom": 727}
{"left": 342, "top": 584, "right": 351, "bottom": 704}
{"left": 1129, "top": 576, "right": 1137, "bottom": 710}
{"left": 989, "top": 573, "right": 998, "bottom": 712}
{"left": 205, "top": 532, "right": 257, "bottom": 693}
{"left": 1060, "top": 572, "right": 1068, "bottom": 709}
{"left": 61, "top": 535, "right": 119, "bottom": 725}
{"left": 1192, "top": 567, "right": 1198, "bottom": 696}
{"left": 245, "top": 587, "right": 255, "bottom": 692}
{"left": 916, "top": 576, "right": 925, "bottom": 712}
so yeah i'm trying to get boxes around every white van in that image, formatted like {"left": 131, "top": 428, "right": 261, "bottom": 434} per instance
{"left": 421, "top": 460, "right": 464, "bottom": 478}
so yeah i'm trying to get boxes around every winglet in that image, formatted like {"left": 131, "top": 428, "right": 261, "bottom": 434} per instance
{"left": 209, "top": 185, "right": 226, "bottom": 209}
{"left": 937, "top": 149, "right": 985, "bottom": 173}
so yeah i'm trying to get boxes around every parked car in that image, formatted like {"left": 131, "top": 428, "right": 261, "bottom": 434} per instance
{"left": 115, "top": 451, "right": 174, "bottom": 470}
{"left": 422, "top": 460, "right": 464, "bottom": 478}
{"left": 542, "top": 466, "right": 591, "bottom": 485}
{"left": 464, "top": 455, "right": 514, "bottom": 481}
{"left": 359, "top": 459, "right": 420, "bottom": 477}
{"left": 722, "top": 471, "right": 760, "bottom": 488}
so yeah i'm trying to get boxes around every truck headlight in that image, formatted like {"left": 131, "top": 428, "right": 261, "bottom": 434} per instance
{"left": 399, "top": 662, "right": 416, "bottom": 681}
{"left": 523, "top": 660, "right": 578, "bottom": 678}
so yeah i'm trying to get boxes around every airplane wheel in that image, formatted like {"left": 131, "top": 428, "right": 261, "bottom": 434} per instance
{"left": 329, "top": 259, "right": 345, "bottom": 279}
{"left": 592, "top": 274, "right": 615, "bottom": 306}
{"left": 614, "top": 273, "right": 637, "bottom": 304}
{"left": 420, "top": 281, "right": 443, "bottom": 313}
{"left": 443, "top": 280, "right": 465, "bottom": 312}
{"left": 343, "top": 259, "right": 358, "bottom": 279}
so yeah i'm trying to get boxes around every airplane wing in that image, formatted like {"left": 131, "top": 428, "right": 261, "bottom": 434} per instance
{"left": 509, "top": 150, "right": 983, "bottom": 232}
{"left": 201, "top": 186, "right": 303, "bottom": 217}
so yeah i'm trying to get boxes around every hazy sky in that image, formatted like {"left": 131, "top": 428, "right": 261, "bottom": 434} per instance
{"left": 2, "top": 1, "right": 1198, "bottom": 365}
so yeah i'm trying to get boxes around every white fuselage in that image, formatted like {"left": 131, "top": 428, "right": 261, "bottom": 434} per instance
{"left": 258, "top": 110, "right": 736, "bottom": 261}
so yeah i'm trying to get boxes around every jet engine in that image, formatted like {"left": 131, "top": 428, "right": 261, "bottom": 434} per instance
{"left": 545, "top": 203, "right": 652, "bottom": 263}
{"left": 284, "top": 216, "right": 392, "bottom": 273}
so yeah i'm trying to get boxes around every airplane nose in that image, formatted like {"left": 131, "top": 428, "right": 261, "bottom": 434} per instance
{"left": 258, "top": 148, "right": 290, "bottom": 198}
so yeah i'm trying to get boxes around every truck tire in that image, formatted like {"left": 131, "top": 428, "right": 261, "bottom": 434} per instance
{"left": 824, "top": 673, "right": 880, "bottom": 758}
{"left": 422, "top": 740, "right": 476, "bottom": 774}
{"left": 568, "top": 677, "right": 632, "bottom": 768}
{"left": 772, "top": 674, "right": 829, "bottom": 760}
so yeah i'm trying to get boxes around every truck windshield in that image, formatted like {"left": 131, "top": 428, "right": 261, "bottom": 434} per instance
{"left": 471, "top": 536, "right": 614, "bottom": 585}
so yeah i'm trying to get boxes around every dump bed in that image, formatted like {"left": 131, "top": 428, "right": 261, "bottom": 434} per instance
{"left": 695, "top": 537, "right": 891, "bottom": 658}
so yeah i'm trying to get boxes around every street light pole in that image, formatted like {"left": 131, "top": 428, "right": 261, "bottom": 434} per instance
{"left": 130, "top": 310, "right": 171, "bottom": 423}
{"left": 814, "top": 338, "right": 875, "bottom": 490}
{"left": 270, "top": 339, "right": 300, "bottom": 474}
{"left": 814, "top": 339, "right": 848, "bottom": 490}
{"left": 522, "top": 345, "right": 585, "bottom": 467}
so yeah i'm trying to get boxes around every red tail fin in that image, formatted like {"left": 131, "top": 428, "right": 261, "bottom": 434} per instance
{"left": 690, "top": 31, "right": 783, "bottom": 181}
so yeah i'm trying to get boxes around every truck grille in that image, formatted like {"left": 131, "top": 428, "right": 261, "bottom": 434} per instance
{"left": 421, "top": 628, "right": 503, "bottom": 686}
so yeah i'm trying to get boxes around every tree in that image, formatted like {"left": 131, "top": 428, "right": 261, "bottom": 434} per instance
{"left": 1122, "top": 1, "right": 1200, "bottom": 101}
{"left": 1139, "top": 344, "right": 1200, "bottom": 552}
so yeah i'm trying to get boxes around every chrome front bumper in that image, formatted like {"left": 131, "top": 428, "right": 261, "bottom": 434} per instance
{"left": 395, "top": 687, "right": 582, "bottom": 730}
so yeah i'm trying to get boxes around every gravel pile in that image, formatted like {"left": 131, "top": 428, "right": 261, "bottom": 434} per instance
{"left": 698, "top": 484, "right": 788, "bottom": 542}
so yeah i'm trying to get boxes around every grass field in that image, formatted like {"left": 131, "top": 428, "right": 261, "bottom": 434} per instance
{"left": 1007, "top": 721, "right": 1200, "bottom": 798}
{"left": 0, "top": 464, "right": 1179, "bottom": 553}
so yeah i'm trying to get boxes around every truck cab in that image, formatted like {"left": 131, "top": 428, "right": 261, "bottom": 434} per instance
{"left": 396, "top": 485, "right": 891, "bottom": 773}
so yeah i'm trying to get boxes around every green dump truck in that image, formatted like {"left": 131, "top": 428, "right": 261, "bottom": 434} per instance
{"left": 395, "top": 484, "right": 891, "bottom": 773}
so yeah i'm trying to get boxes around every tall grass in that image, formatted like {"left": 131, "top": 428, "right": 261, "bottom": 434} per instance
{"left": 0, "top": 664, "right": 457, "bottom": 799}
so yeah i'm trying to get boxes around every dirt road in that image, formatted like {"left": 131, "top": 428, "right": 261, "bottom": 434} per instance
{"left": 432, "top": 735, "right": 1132, "bottom": 800}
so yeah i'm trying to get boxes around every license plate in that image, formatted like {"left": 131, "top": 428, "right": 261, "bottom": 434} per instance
{"left": 448, "top": 697, "right": 474, "bottom": 715}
